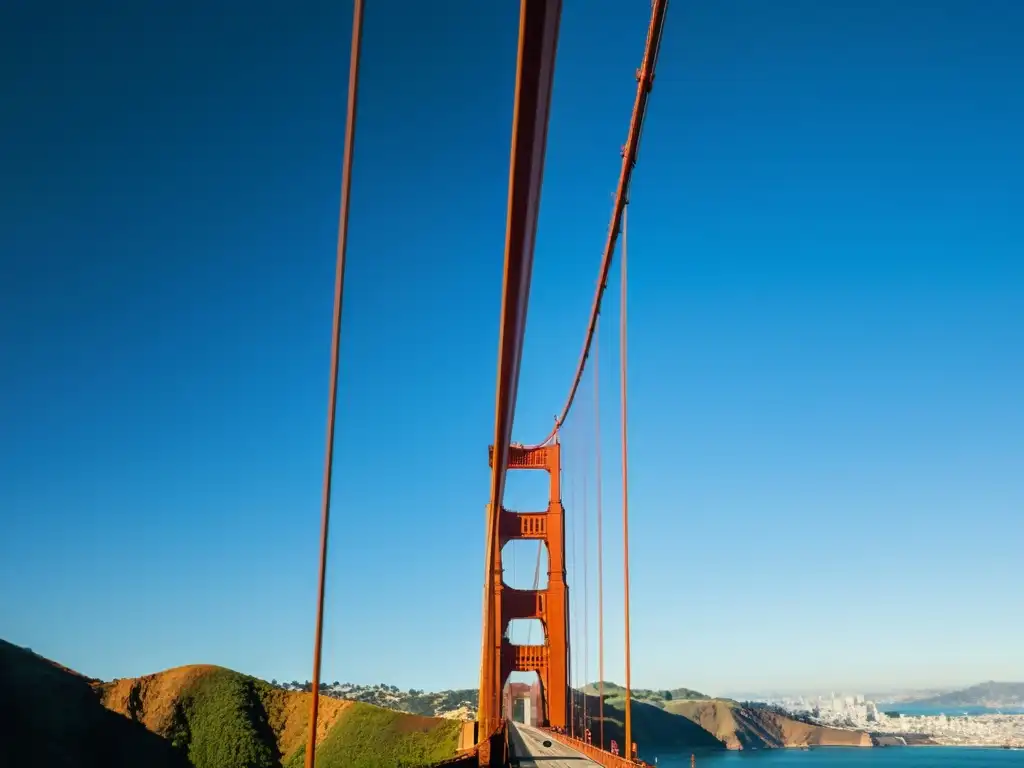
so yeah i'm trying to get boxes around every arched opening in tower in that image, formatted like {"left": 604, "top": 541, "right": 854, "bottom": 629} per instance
{"left": 501, "top": 539, "right": 549, "bottom": 590}
{"left": 504, "top": 671, "right": 544, "bottom": 727}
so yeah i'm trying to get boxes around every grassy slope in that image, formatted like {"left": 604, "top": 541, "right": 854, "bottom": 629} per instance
{"left": 161, "top": 668, "right": 279, "bottom": 767}
{"left": 11, "top": 638, "right": 866, "bottom": 763}
{"left": 102, "top": 666, "right": 272, "bottom": 765}
{"left": 0, "top": 639, "right": 461, "bottom": 768}
{"left": 100, "top": 663, "right": 461, "bottom": 768}
{"left": 573, "top": 691, "right": 724, "bottom": 753}
{"left": 0, "top": 639, "right": 189, "bottom": 768}
{"left": 583, "top": 682, "right": 710, "bottom": 709}
{"left": 286, "top": 707, "right": 462, "bottom": 768}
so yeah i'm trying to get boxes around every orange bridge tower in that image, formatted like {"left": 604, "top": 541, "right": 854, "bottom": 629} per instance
{"left": 485, "top": 442, "right": 570, "bottom": 730}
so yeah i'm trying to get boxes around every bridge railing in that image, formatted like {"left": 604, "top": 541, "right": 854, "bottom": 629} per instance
{"left": 429, "top": 749, "right": 479, "bottom": 768}
{"left": 540, "top": 729, "right": 652, "bottom": 768}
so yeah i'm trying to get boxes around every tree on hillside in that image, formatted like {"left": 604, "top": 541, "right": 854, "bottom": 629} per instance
{"left": 663, "top": 691, "right": 673, "bottom": 701}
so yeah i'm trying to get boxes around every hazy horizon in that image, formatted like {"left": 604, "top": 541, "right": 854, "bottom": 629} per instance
{"left": 6, "top": 634, "right": 1020, "bottom": 701}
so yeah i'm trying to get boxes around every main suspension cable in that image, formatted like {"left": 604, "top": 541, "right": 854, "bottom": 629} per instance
{"left": 305, "top": 1, "right": 365, "bottom": 766}
{"left": 529, "top": 0, "right": 669, "bottom": 448}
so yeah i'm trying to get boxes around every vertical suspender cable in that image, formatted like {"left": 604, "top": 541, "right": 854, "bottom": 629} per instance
{"left": 569, "top": 451, "right": 578, "bottom": 738}
{"left": 525, "top": 0, "right": 669, "bottom": 450}
{"left": 569, "top": 462, "right": 577, "bottom": 741}
{"left": 524, "top": 541, "right": 543, "bottom": 648}
{"left": 594, "top": 322, "right": 605, "bottom": 749}
{"left": 582, "top": 436, "right": 589, "bottom": 736}
{"left": 305, "top": 1, "right": 364, "bottom": 766}
{"left": 620, "top": 205, "right": 634, "bottom": 757}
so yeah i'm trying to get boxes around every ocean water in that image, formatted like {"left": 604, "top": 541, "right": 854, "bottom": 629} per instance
{"left": 645, "top": 748, "right": 1024, "bottom": 768}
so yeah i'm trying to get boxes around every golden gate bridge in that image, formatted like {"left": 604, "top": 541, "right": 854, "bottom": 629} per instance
{"left": 305, "top": 1, "right": 670, "bottom": 765}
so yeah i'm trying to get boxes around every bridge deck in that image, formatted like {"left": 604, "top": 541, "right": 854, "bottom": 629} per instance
{"left": 508, "top": 723, "right": 601, "bottom": 767}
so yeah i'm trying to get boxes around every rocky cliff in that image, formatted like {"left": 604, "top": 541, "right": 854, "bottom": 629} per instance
{"left": 665, "top": 699, "right": 872, "bottom": 749}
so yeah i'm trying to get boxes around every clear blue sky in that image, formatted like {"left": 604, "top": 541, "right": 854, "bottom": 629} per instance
{"left": 2, "top": 0, "right": 1022, "bottom": 696}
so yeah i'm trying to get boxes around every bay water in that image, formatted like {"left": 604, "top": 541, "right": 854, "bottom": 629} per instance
{"left": 646, "top": 748, "right": 1024, "bottom": 768}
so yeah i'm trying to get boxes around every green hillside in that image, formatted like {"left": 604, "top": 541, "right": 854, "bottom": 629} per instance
{"left": 571, "top": 689, "right": 724, "bottom": 753}
{"left": 102, "top": 664, "right": 463, "bottom": 768}
{"left": 155, "top": 668, "right": 280, "bottom": 768}
{"left": 0, "top": 639, "right": 189, "bottom": 768}
{"left": 285, "top": 707, "right": 462, "bottom": 768}
{"left": 584, "top": 681, "right": 710, "bottom": 708}
{"left": 0, "top": 639, "right": 462, "bottom": 768}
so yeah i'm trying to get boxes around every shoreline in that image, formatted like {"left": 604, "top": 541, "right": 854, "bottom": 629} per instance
{"left": 906, "top": 743, "right": 1022, "bottom": 749}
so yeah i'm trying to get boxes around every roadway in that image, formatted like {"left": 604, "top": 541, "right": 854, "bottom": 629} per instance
{"left": 508, "top": 723, "right": 600, "bottom": 767}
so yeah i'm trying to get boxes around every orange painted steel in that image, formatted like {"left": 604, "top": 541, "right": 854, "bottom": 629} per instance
{"left": 478, "top": 0, "right": 562, "bottom": 749}
{"left": 304, "top": 1, "right": 364, "bottom": 767}
{"left": 619, "top": 205, "right": 634, "bottom": 756}
{"left": 529, "top": 0, "right": 670, "bottom": 450}
{"left": 542, "top": 729, "right": 652, "bottom": 768}
{"left": 522, "top": 531, "right": 544, "bottom": 651}
{"left": 488, "top": 444, "right": 570, "bottom": 731}
{"left": 429, "top": 749, "right": 481, "bottom": 768}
